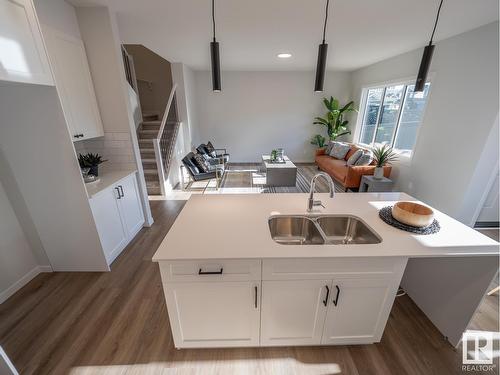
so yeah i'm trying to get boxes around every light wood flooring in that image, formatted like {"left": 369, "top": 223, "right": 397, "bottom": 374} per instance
{"left": 0, "top": 200, "right": 498, "bottom": 375}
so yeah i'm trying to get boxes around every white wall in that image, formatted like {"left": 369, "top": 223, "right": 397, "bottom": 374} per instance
{"left": 0, "top": 179, "right": 39, "bottom": 304}
{"left": 350, "top": 22, "right": 499, "bottom": 223}
{"left": 193, "top": 71, "right": 352, "bottom": 162}
{"left": 167, "top": 63, "right": 196, "bottom": 190}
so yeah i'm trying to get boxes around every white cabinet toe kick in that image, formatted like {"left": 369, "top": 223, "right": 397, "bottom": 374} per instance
{"left": 158, "top": 257, "right": 408, "bottom": 348}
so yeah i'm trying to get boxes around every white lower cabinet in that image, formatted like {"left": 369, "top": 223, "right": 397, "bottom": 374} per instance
{"left": 165, "top": 281, "right": 261, "bottom": 348}
{"left": 89, "top": 173, "right": 144, "bottom": 265}
{"left": 260, "top": 280, "right": 330, "bottom": 346}
{"left": 159, "top": 257, "right": 407, "bottom": 348}
{"left": 321, "top": 277, "right": 394, "bottom": 345}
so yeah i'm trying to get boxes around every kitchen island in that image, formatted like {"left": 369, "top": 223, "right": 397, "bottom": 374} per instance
{"left": 153, "top": 193, "right": 498, "bottom": 348}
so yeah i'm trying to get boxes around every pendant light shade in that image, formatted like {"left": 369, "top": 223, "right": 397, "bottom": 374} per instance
{"left": 210, "top": 0, "right": 221, "bottom": 92}
{"left": 314, "top": 43, "right": 328, "bottom": 92}
{"left": 415, "top": 0, "right": 443, "bottom": 92}
{"left": 211, "top": 40, "right": 221, "bottom": 92}
{"left": 314, "top": 0, "right": 330, "bottom": 92}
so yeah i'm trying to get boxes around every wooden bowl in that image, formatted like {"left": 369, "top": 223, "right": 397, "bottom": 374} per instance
{"left": 392, "top": 201, "right": 434, "bottom": 228}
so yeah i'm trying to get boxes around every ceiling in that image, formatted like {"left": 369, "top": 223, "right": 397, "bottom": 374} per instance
{"left": 69, "top": 0, "right": 499, "bottom": 71}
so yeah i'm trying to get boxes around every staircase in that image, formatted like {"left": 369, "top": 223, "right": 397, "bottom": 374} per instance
{"left": 138, "top": 112, "right": 180, "bottom": 195}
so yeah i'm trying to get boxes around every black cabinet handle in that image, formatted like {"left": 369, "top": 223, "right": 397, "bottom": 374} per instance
{"left": 115, "top": 187, "right": 121, "bottom": 199}
{"left": 254, "top": 285, "right": 258, "bottom": 309}
{"left": 333, "top": 285, "right": 340, "bottom": 306}
{"left": 198, "top": 268, "right": 223, "bottom": 275}
{"left": 118, "top": 185, "right": 124, "bottom": 198}
{"left": 323, "top": 285, "right": 330, "bottom": 307}
{"left": 79, "top": 133, "right": 84, "bottom": 138}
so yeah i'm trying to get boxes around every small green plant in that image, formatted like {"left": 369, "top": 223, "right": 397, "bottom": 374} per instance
{"left": 78, "top": 153, "right": 107, "bottom": 168}
{"left": 313, "top": 97, "right": 357, "bottom": 141}
{"left": 372, "top": 144, "right": 398, "bottom": 167}
{"left": 310, "top": 134, "right": 326, "bottom": 148}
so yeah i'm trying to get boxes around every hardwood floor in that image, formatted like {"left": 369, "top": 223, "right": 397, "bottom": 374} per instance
{"left": 0, "top": 200, "right": 498, "bottom": 374}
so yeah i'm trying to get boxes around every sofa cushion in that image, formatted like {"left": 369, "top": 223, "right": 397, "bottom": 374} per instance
{"left": 324, "top": 140, "right": 335, "bottom": 155}
{"left": 329, "top": 142, "right": 350, "bottom": 160}
{"left": 346, "top": 149, "right": 363, "bottom": 166}
{"left": 355, "top": 150, "right": 374, "bottom": 166}
{"left": 193, "top": 153, "right": 209, "bottom": 172}
{"left": 316, "top": 155, "right": 348, "bottom": 182}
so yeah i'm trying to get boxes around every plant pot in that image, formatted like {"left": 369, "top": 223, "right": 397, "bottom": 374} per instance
{"left": 88, "top": 165, "right": 99, "bottom": 177}
{"left": 373, "top": 167, "right": 384, "bottom": 180}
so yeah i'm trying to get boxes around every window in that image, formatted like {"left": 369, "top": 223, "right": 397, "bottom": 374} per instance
{"left": 358, "top": 82, "right": 430, "bottom": 154}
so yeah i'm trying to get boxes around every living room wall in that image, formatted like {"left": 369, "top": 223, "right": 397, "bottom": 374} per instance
{"left": 192, "top": 70, "right": 352, "bottom": 162}
{"left": 349, "top": 22, "right": 499, "bottom": 224}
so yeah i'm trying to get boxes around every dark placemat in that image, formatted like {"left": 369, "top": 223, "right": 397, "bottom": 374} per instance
{"left": 379, "top": 206, "right": 440, "bottom": 235}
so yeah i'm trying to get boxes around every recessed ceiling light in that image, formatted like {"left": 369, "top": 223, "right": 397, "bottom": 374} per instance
{"left": 277, "top": 53, "right": 292, "bottom": 59}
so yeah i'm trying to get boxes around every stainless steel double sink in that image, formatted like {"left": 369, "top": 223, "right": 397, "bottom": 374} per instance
{"left": 268, "top": 215, "right": 382, "bottom": 245}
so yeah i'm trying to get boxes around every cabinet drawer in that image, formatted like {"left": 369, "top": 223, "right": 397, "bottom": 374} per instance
{"left": 263, "top": 257, "right": 407, "bottom": 280}
{"left": 159, "top": 259, "right": 262, "bottom": 282}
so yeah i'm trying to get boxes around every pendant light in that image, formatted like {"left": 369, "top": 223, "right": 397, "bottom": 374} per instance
{"left": 415, "top": 0, "right": 444, "bottom": 92}
{"left": 314, "top": 0, "right": 330, "bottom": 92}
{"left": 210, "top": 0, "right": 221, "bottom": 92}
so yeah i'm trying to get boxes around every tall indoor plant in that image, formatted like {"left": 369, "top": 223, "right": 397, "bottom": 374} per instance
{"left": 313, "top": 97, "right": 357, "bottom": 142}
{"left": 372, "top": 144, "right": 397, "bottom": 179}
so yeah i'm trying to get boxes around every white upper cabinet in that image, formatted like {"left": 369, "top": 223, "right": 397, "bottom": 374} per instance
{"left": 0, "top": 0, "right": 53, "bottom": 85}
{"left": 44, "top": 27, "right": 103, "bottom": 141}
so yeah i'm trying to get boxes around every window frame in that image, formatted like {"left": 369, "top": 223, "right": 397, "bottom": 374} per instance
{"left": 355, "top": 77, "right": 432, "bottom": 159}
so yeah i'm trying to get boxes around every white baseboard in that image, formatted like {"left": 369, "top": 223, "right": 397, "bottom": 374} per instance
{"left": 0, "top": 265, "right": 53, "bottom": 305}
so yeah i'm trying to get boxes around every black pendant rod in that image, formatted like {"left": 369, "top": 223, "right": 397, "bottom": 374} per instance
{"left": 322, "top": 0, "right": 330, "bottom": 43}
{"left": 210, "top": 0, "right": 221, "bottom": 91}
{"left": 428, "top": 0, "right": 444, "bottom": 45}
{"left": 314, "top": 0, "right": 330, "bottom": 92}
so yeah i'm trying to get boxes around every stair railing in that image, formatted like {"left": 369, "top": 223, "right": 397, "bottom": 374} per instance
{"left": 152, "top": 84, "right": 180, "bottom": 195}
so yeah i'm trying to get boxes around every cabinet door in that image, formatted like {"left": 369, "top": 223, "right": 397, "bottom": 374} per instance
{"left": 89, "top": 186, "right": 127, "bottom": 264}
{"left": 44, "top": 28, "right": 103, "bottom": 141}
{"left": 260, "top": 280, "right": 330, "bottom": 346}
{"left": 165, "top": 281, "right": 261, "bottom": 348}
{"left": 321, "top": 277, "right": 394, "bottom": 345}
{"left": 117, "top": 174, "right": 144, "bottom": 239}
{"left": 0, "top": 0, "right": 53, "bottom": 85}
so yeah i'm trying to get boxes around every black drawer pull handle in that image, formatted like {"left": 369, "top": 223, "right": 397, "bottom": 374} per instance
{"left": 115, "top": 187, "right": 121, "bottom": 199}
{"left": 333, "top": 285, "right": 340, "bottom": 306}
{"left": 254, "top": 285, "right": 258, "bottom": 309}
{"left": 118, "top": 185, "right": 124, "bottom": 197}
{"left": 323, "top": 285, "right": 330, "bottom": 306}
{"left": 198, "top": 268, "right": 223, "bottom": 275}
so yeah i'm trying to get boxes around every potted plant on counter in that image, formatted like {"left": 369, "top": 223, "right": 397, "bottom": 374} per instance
{"left": 78, "top": 153, "right": 107, "bottom": 177}
{"left": 372, "top": 144, "right": 397, "bottom": 179}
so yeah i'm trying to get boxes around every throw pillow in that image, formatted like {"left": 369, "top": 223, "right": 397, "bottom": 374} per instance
{"left": 206, "top": 142, "right": 216, "bottom": 153}
{"left": 324, "top": 141, "right": 335, "bottom": 155}
{"left": 355, "top": 150, "right": 374, "bottom": 166}
{"left": 192, "top": 153, "right": 209, "bottom": 173}
{"left": 329, "top": 142, "right": 351, "bottom": 160}
{"left": 346, "top": 149, "right": 363, "bottom": 166}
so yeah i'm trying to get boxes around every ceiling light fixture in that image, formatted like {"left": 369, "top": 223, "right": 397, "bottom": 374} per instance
{"left": 314, "top": 0, "right": 330, "bottom": 92}
{"left": 277, "top": 53, "right": 292, "bottom": 59}
{"left": 210, "top": 0, "right": 221, "bottom": 92}
{"left": 415, "top": 0, "right": 444, "bottom": 92}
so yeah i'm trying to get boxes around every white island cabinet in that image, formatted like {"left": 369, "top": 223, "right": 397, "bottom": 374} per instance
{"left": 153, "top": 193, "right": 499, "bottom": 349}
{"left": 89, "top": 172, "right": 144, "bottom": 265}
{"left": 0, "top": 0, "right": 53, "bottom": 86}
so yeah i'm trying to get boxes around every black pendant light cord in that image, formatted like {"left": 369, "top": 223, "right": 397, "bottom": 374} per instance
{"left": 322, "top": 0, "right": 330, "bottom": 43}
{"left": 212, "top": 0, "right": 216, "bottom": 42}
{"left": 428, "top": 0, "right": 444, "bottom": 45}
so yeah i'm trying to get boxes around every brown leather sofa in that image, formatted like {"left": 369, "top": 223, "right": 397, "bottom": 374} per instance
{"left": 315, "top": 144, "right": 392, "bottom": 191}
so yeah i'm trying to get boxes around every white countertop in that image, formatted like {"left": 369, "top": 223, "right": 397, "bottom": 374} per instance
{"left": 152, "top": 193, "right": 499, "bottom": 261}
{"left": 85, "top": 169, "right": 137, "bottom": 198}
